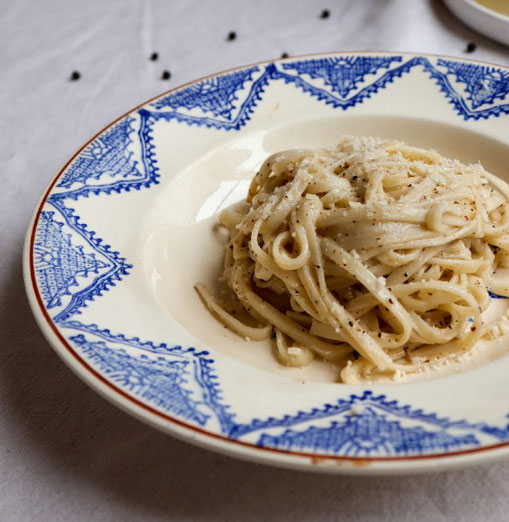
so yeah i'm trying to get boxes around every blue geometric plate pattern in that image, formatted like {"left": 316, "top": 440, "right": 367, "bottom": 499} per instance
{"left": 26, "top": 54, "right": 509, "bottom": 469}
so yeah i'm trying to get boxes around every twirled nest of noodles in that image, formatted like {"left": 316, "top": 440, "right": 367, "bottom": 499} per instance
{"left": 196, "top": 136, "right": 509, "bottom": 383}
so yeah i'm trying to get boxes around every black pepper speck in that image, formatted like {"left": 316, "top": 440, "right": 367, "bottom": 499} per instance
{"left": 465, "top": 42, "right": 477, "bottom": 53}
{"left": 70, "top": 71, "right": 81, "bottom": 81}
{"left": 320, "top": 9, "right": 330, "bottom": 19}
{"left": 150, "top": 52, "right": 159, "bottom": 61}
{"left": 227, "top": 31, "right": 237, "bottom": 41}
{"left": 161, "top": 70, "right": 171, "bottom": 80}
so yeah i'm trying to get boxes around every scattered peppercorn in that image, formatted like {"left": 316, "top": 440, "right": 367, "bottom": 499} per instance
{"left": 227, "top": 31, "right": 237, "bottom": 41}
{"left": 150, "top": 52, "right": 159, "bottom": 61}
{"left": 465, "top": 42, "right": 477, "bottom": 53}
{"left": 70, "top": 71, "right": 81, "bottom": 81}
{"left": 320, "top": 9, "right": 330, "bottom": 19}
{"left": 281, "top": 52, "right": 289, "bottom": 59}
{"left": 161, "top": 70, "right": 171, "bottom": 80}
{"left": 348, "top": 321, "right": 354, "bottom": 327}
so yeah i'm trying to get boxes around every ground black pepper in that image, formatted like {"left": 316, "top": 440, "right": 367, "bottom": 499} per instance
{"left": 227, "top": 31, "right": 237, "bottom": 41}
{"left": 70, "top": 71, "right": 81, "bottom": 81}
{"left": 465, "top": 42, "right": 477, "bottom": 53}
{"left": 320, "top": 9, "right": 330, "bottom": 19}
{"left": 161, "top": 70, "right": 171, "bottom": 80}
{"left": 150, "top": 52, "right": 159, "bottom": 61}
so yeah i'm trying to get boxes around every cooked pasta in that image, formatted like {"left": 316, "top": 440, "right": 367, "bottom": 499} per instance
{"left": 195, "top": 136, "right": 509, "bottom": 383}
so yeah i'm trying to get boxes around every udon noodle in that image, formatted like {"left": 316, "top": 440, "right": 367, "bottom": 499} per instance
{"left": 195, "top": 136, "right": 509, "bottom": 383}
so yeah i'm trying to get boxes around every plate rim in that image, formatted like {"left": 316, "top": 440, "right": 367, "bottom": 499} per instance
{"left": 23, "top": 50, "right": 509, "bottom": 474}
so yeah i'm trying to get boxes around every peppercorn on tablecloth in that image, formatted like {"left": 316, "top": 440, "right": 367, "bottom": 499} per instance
{"left": 1, "top": 0, "right": 509, "bottom": 520}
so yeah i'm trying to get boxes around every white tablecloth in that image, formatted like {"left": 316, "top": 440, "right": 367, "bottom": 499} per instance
{"left": 2, "top": 1, "right": 509, "bottom": 520}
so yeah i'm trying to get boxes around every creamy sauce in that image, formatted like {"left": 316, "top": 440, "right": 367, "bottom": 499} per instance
{"left": 142, "top": 115, "right": 509, "bottom": 384}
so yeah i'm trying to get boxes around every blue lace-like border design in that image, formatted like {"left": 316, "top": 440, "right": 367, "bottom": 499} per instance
{"left": 47, "top": 316, "right": 509, "bottom": 456}
{"left": 32, "top": 55, "right": 509, "bottom": 457}
{"left": 244, "top": 391, "right": 509, "bottom": 456}
{"left": 147, "top": 56, "right": 509, "bottom": 128}
{"left": 60, "top": 320, "right": 235, "bottom": 434}
{"left": 51, "top": 113, "right": 159, "bottom": 201}
{"left": 36, "top": 200, "right": 132, "bottom": 323}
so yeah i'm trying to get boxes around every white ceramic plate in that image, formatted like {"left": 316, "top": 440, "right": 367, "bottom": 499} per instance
{"left": 24, "top": 52, "right": 509, "bottom": 474}
{"left": 445, "top": 0, "right": 509, "bottom": 46}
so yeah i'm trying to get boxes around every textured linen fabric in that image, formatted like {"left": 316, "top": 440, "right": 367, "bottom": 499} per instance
{"left": 1, "top": 0, "right": 509, "bottom": 520}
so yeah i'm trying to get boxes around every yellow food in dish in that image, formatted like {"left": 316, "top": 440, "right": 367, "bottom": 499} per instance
{"left": 476, "top": 0, "right": 509, "bottom": 17}
{"left": 196, "top": 136, "right": 509, "bottom": 383}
